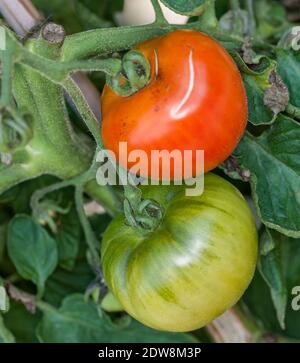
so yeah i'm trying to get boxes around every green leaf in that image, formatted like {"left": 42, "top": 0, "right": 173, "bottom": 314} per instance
{"left": 254, "top": 0, "right": 288, "bottom": 41}
{"left": 31, "top": 0, "right": 83, "bottom": 34}
{"left": 44, "top": 260, "right": 94, "bottom": 307}
{"left": 160, "top": 0, "right": 205, "bottom": 16}
{"left": 90, "top": 213, "right": 112, "bottom": 240}
{"left": 244, "top": 231, "right": 300, "bottom": 339}
{"left": 244, "top": 75, "right": 276, "bottom": 125}
{"left": 258, "top": 229, "right": 289, "bottom": 329}
{"left": 31, "top": 0, "right": 116, "bottom": 33}
{"left": 234, "top": 115, "right": 300, "bottom": 237}
{"left": 276, "top": 49, "right": 300, "bottom": 108}
{"left": 3, "top": 302, "right": 41, "bottom": 343}
{"left": 237, "top": 56, "right": 283, "bottom": 125}
{"left": 37, "top": 294, "right": 197, "bottom": 343}
{"left": 74, "top": 2, "right": 112, "bottom": 30}
{"left": 8, "top": 176, "right": 58, "bottom": 214}
{"left": 219, "top": 9, "right": 250, "bottom": 37}
{"left": 0, "top": 224, "right": 7, "bottom": 265}
{"left": 0, "top": 314, "right": 15, "bottom": 343}
{"left": 0, "top": 209, "right": 10, "bottom": 268}
{"left": 56, "top": 207, "right": 81, "bottom": 271}
{"left": 0, "top": 221, "right": 15, "bottom": 275}
{"left": 7, "top": 215, "right": 58, "bottom": 297}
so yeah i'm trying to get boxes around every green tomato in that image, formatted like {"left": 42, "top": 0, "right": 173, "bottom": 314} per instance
{"left": 101, "top": 174, "right": 258, "bottom": 332}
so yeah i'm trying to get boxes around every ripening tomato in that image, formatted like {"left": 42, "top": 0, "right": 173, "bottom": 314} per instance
{"left": 101, "top": 174, "right": 258, "bottom": 332}
{"left": 101, "top": 30, "right": 247, "bottom": 180}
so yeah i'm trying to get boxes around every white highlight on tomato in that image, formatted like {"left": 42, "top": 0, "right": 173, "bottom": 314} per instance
{"left": 154, "top": 49, "right": 159, "bottom": 78}
{"left": 171, "top": 49, "right": 195, "bottom": 120}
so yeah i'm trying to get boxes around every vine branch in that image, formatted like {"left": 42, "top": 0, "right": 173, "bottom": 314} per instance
{"left": 75, "top": 186, "right": 100, "bottom": 268}
{"left": 151, "top": 0, "right": 168, "bottom": 25}
{"left": 61, "top": 22, "right": 243, "bottom": 62}
{"left": 199, "top": 0, "right": 218, "bottom": 28}
{"left": 62, "top": 77, "right": 103, "bottom": 146}
{"left": 0, "top": 47, "right": 13, "bottom": 107}
{"left": 22, "top": 52, "right": 122, "bottom": 83}
{"left": 246, "top": 0, "right": 256, "bottom": 36}
{"left": 286, "top": 103, "right": 300, "bottom": 120}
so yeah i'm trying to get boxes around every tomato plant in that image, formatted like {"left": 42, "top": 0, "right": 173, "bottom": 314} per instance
{"left": 102, "top": 29, "right": 247, "bottom": 179}
{"left": 0, "top": 0, "right": 299, "bottom": 345}
{"left": 101, "top": 173, "right": 258, "bottom": 331}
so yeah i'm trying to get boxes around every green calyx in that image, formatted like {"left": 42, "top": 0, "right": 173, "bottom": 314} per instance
{"left": 124, "top": 197, "right": 164, "bottom": 234}
{"left": 123, "top": 184, "right": 164, "bottom": 234}
{"left": 106, "top": 50, "right": 151, "bottom": 97}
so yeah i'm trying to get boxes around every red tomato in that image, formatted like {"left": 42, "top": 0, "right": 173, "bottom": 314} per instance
{"left": 101, "top": 30, "right": 247, "bottom": 180}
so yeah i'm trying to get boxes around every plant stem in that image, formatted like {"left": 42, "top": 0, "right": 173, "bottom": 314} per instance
{"left": 6, "top": 273, "right": 22, "bottom": 284}
{"left": 31, "top": 179, "right": 78, "bottom": 210}
{"left": 206, "top": 306, "right": 265, "bottom": 343}
{"left": 61, "top": 79, "right": 124, "bottom": 216}
{"left": 27, "top": 159, "right": 119, "bottom": 270}
{"left": 12, "top": 41, "right": 93, "bottom": 176}
{"left": 62, "top": 77, "right": 102, "bottom": 146}
{"left": 21, "top": 50, "right": 122, "bottom": 82}
{"left": 75, "top": 186, "right": 100, "bottom": 266}
{"left": 84, "top": 180, "right": 122, "bottom": 217}
{"left": 35, "top": 299, "right": 57, "bottom": 313}
{"left": 0, "top": 162, "right": 43, "bottom": 196}
{"left": 61, "top": 23, "right": 243, "bottom": 62}
{"left": 30, "top": 151, "right": 120, "bottom": 215}
{"left": 230, "top": 0, "right": 240, "bottom": 10}
{"left": 200, "top": 0, "right": 218, "bottom": 28}
{"left": 246, "top": 0, "right": 256, "bottom": 36}
{"left": 286, "top": 103, "right": 300, "bottom": 120}
{"left": 0, "top": 48, "right": 13, "bottom": 107}
{"left": 5, "top": 29, "right": 122, "bottom": 83}
{"left": 151, "top": 0, "right": 168, "bottom": 25}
